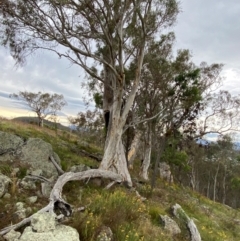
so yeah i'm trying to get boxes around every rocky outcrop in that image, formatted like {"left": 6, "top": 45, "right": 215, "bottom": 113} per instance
{"left": 20, "top": 138, "right": 61, "bottom": 178}
{"left": 4, "top": 212, "right": 80, "bottom": 241}
{"left": 160, "top": 215, "right": 181, "bottom": 235}
{"left": 0, "top": 132, "right": 23, "bottom": 158}
{"left": 3, "top": 229, "right": 21, "bottom": 241}
{"left": 172, "top": 203, "right": 201, "bottom": 241}
{"left": 0, "top": 173, "right": 11, "bottom": 198}
{"left": 0, "top": 132, "right": 61, "bottom": 178}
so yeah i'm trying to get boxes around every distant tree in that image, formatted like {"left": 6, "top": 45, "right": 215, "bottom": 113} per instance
{"left": 10, "top": 91, "right": 67, "bottom": 127}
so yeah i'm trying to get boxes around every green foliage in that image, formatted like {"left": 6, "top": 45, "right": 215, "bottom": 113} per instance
{"left": 138, "top": 184, "right": 153, "bottom": 198}
{"left": 174, "top": 68, "right": 202, "bottom": 105}
{"left": 17, "top": 166, "right": 28, "bottom": 179}
{"left": 93, "top": 93, "right": 103, "bottom": 109}
{"left": 115, "top": 223, "right": 144, "bottom": 241}
{"left": 149, "top": 205, "right": 163, "bottom": 225}
{"left": 231, "top": 177, "right": 240, "bottom": 189}
{"left": 162, "top": 139, "right": 189, "bottom": 171}
{"left": 0, "top": 164, "right": 12, "bottom": 176}
{"left": 73, "top": 189, "right": 148, "bottom": 241}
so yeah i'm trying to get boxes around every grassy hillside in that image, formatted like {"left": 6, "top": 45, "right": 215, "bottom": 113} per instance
{"left": 12, "top": 116, "right": 71, "bottom": 132}
{"left": 1, "top": 117, "right": 240, "bottom": 241}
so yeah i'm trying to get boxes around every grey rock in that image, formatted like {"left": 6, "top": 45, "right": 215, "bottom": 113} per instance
{"left": 0, "top": 173, "right": 11, "bottom": 198}
{"left": 187, "top": 219, "right": 202, "bottom": 241}
{"left": 28, "top": 196, "right": 38, "bottom": 204}
{"left": 3, "top": 193, "right": 11, "bottom": 199}
{"left": 26, "top": 207, "right": 32, "bottom": 215}
{"left": 69, "top": 164, "right": 91, "bottom": 173}
{"left": 160, "top": 215, "right": 181, "bottom": 235}
{"left": 14, "top": 209, "right": 27, "bottom": 220}
{"left": 172, "top": 203, "right": 201, "bottom": 241}
{"left": 3, "top": 229, "right": 21, "bottom": 241}
{"left": 96, "top": 226, "right": 113, "bottom": 241}
{"left": 15, "top": 202, "right": 25, "bottom": 211}
{"left": 31, "top": 212, "right": 56, "bottom": 232}
{"left": 172, "top": 203, "right": 184, "bottom": 220}
{"left": 29, "top": 169, "right": 43, "bottom": 176}
{"left": 19, "top": 213, "right": 80, "bottom": 241}
{"left": 0, "top": 132, "right": 62, "bottom": 180}
{"left": 20, "top": 178, "right": 37, "bottom": 190}
{"left": 14, "top": 202, "right": 27, "bottom": 220}
{"left": 0, "top": 131, "right": 24, "bottom": 158}
{"left": 5, "top": 204, "right": 11, "bottom": 209}
{"left": 20, "top": 138, "right": 61, "bottom": 178}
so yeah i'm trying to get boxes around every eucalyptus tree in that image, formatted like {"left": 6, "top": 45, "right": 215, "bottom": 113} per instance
{"left": 196, "top": 90, "right": 240, "bottom": 138}
{"left": 10, "top": 91, "right": 67, "bottom": 127}
{"left": 126, "top": 32, "right": 223, "bottom": 180}
{"left": 1, "top": 0, "right": 179, "bottom": 186}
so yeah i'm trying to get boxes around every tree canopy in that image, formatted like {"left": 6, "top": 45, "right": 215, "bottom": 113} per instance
{"left": 10, "top": 91, "right": 67, "bottom": 127}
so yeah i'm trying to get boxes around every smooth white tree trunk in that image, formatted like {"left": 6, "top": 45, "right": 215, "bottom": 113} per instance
{"left": 99, "top": 113, "right": 132, "bottom": 186}
{"left": 128, "top": 130, "right": 142, "bottom": 169}
{"left": 140, "top": 126, "right": 152, "bottom": 180}
{"left": 213, "top": 162, "right": 220, "bottom": 202}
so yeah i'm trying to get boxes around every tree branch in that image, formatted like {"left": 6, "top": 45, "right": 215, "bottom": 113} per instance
{"left": 0, "top": 169, "right": 122, "bottom": 236}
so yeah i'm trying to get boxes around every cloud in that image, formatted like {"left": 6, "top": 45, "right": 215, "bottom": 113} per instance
{"left": 0, "top": 46, "right": 89, "bottom": 118}
{"left": 175, "top": 0, "right": 240, "bottom": 66}
{"left": 0, "top": 0, "right": 240, "bottom": 125}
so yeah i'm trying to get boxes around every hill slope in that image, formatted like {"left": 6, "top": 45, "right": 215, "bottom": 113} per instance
{"left": 0, "top": 118, "right": 240, "bottom": 241}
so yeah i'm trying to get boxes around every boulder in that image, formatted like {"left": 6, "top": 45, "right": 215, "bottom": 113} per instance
{"left": 0, "top": 131, "right": 23, "bottom": 158}
{"left": 188, "top": 219, "right": 202, "bottom": 241}
{"left": 172, "top": 203, "right": 201, "bottom": 241}
{"left": 160, "top": 215, "right": 181, "bottom": 235}
{"left": 3, "top": 229, "right": 21, "bottom": 241}
{"left": 0, "top": 132, "right": 62, "bottom": 179}
{"left": 31, "top": 212, "right": 56, "bottom": 233}
{"left": 0, "top": 173, "right": 11, "bottom": 198}
{"left": 20, "top": 178, "right": 37, "bottom": 190}
{"left": 20, "top": 138, "right": 61, "bottom": 178}
{"left": 18, "top": 212, "right": 80, "bottom": 241}
{"left": 14, "top": 202, "right": 27, "bottom": 220}
{"left": 3, "top": 193, "right": 11, "bottom": 199}
{"left": 27, "top": 196, "right": 38, "bottom": 204}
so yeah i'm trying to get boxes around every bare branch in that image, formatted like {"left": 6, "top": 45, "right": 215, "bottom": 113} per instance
{"left": 0, "top": 169, "right": 122, "bottom": 236}
{"left": 49, "top": 156, "right": 65, "bottom": 175}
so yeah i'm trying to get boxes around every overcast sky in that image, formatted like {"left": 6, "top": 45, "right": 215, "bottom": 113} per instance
{"left": 0, "top": 0, "right": 240, "bottom": 126}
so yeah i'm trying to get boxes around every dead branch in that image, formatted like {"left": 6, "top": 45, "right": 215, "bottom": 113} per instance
{"left": 0, "top": 169, "right": 122, "bottom": 236}
{"left": 49, "top": 155, "right": 65, "bottom": 175}
{"left": 25, "top": 174, "right": 52, "bottom": 183}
